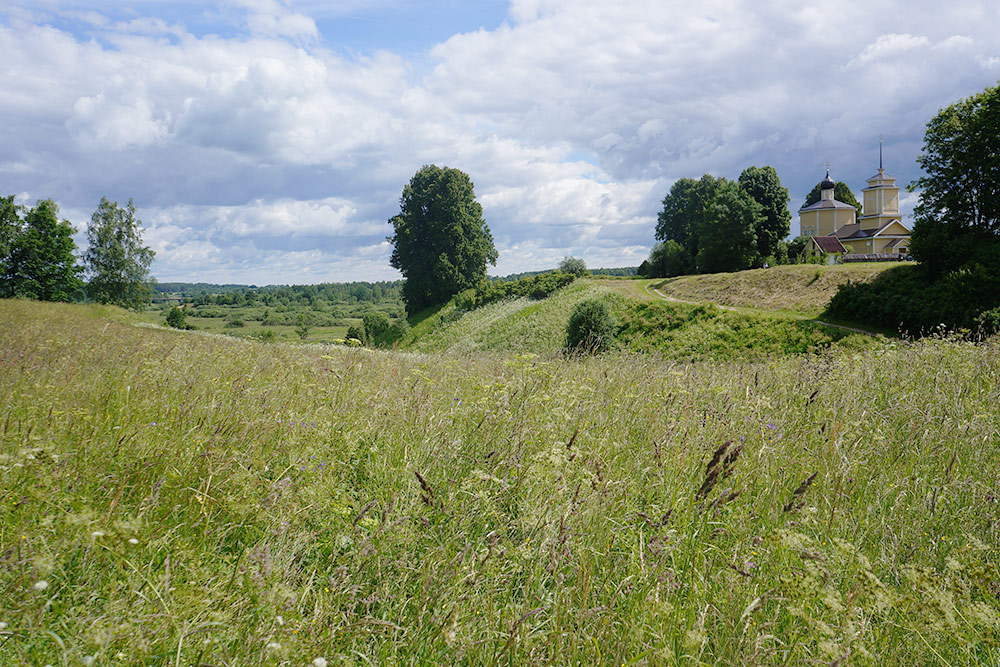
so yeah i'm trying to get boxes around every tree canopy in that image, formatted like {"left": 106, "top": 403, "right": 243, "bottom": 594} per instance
{"left": 389, "top": 165, "right": 497, "bottom": 313}
{"left": 738, "top": 165, "right": 790, "bottom": 260}
{"left": 803, "top": 180, "right": 862, "bottom": 217}
{"left": 558, "top": 256, "right": 588, "bottom": 277}
{"left": 650, "top": 168, "right": 785, "bottom": 276}
{"left": 910, "top": 81, "right": 1000, "bottom": 275}
{"left": 83, "top": 197, "right": 156, "bottom": 310}
{"left": 0, "top": 198, "right": 82, "bottom": 301}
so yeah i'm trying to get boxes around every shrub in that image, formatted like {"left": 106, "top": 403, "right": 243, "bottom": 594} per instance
{"left": 362, "top": 311, "right": 391, "bottom": 343}
{"left": 165, "top": 306, "right": 189, "bottom": 330}
{"left": 223, "top": 318, "right": 244, "bottom": 328}
{"left": 475, "top": 271, "right": 576, "bottom": 308}
{"left": 565, "top": 299, "right": 618, "bottom": 353}
{"left": 345, "top": 324, "right": 364, "bottom": 342}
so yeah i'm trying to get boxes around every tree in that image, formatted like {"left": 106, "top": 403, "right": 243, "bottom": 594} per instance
{"left": 910, "top": 82, "right": 1000, "bottom": 275}
{"left": 558, "top": 256, "right": 588, "bottom": 277}
{"left": 695, "top": 180, "right": 762, "bottom": 273}
{"left": 642, "top": 240, "right": 691, "bottom": 278}
{"left": 803, "top": 180, "right": 862, "bottom": 217}
{"left": 738, "top": 165, "right": 791, "bottom": 261}
{"left": 165, "top": 306, "right": 189, "bottom": 329}
{"left": 1, "top": 199, "right": 83, "bottom": 301}
{"left": 654, "top": 174, "right": 722, "bottom": 264}
{"left": 388, "top": 165, "right": 498, "bottom": 314}
{"left": 361, "top": 311, "right": 391, "bottom": 344}
{"left": 565, "top": 299, "right": 617, "bottom": 354}
{"left": 84, "top": 197, "right": 155, "bottom": 310}
{"left": 0, "top": 196, "right": 20, "bottom": 275}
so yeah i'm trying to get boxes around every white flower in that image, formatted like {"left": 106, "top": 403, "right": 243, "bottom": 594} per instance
{"left": 0, "top": 621, "right": 7, "bottom": 630}
{"left": 276, "top": 615, "right": 284, "bottom": 626}
{"left": 128, "top": 538, "right": 139, "bottom": 545}
{"left": 32, "top": 580, "right": 49, "bottom": 591}
{"left": 266, "top": 641, "right": 281, "bottom": 651}
{"left": 312, "top": 659, "right": 329, "bottom": 667}
{"left": 81, "top": 657, "right": 95, "bottom": 666}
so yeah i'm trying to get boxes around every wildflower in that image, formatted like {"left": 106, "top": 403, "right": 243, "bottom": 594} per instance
{"left": 128, "top": 538, "right": 139, "bottom": 545}
{"left": 313, "top": 659, "right": 329, "bottom": 667}
{"left": 276, "top": 615, "right": 284, "bottom": 626}
{"left": 0, "top": 621, "right": 7, "bottom": 630}
{"left": 81, "top": 657, "right": 95, "bottom": 666}
{"left": 32, "top": 580, "right": 49, "bottom": 591}
{"left": 266, "top": 641, "right": 282, "bottom": 651}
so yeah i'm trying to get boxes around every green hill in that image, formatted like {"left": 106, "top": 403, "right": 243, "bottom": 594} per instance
{"left": 2, "top": 298, "right": 997, "bottom": 665}
{"left": 647, "top": 262, "right": 902, "bottom": 317}
{"left": 401, "top": 275, "right": 882, "bottom": 359}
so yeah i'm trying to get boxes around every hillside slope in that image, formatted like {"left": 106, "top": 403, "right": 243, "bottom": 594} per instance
{"left": 648, "top": 262, "right": 903, "bottom": 316}
{"left": 405, "top": 277, "right": 880, "bottom": 359}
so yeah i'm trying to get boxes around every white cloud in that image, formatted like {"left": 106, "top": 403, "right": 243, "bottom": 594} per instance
{"left": 3, "top": 0, "right": 1000, "bottom": 283}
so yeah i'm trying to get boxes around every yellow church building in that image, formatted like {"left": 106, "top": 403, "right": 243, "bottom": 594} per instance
{"left": 799, "top": 151, "right": 911, "bottom": 259}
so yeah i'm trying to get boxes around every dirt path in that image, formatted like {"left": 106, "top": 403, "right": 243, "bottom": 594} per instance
{"left": 644, "top": 282, "right": 879, "bottom": 336}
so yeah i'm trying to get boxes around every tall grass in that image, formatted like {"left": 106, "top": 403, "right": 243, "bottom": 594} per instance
{"left": 1, "top": 299, "right": 998, "bottom": 665}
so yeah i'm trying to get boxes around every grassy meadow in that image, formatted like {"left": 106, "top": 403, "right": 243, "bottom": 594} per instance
{"left": 646, "top": 263, "right": 903, "bottom": 318}
{"left": 2, "top": 296, "right": 998, "bottom": 665}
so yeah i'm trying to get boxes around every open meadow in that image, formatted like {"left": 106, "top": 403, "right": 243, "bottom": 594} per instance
{"left": 1, "top": 298, "right": 998, "bottom": 665}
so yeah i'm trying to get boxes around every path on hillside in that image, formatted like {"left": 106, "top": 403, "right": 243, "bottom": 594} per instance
{"left": 643, "top": 282, "right": 879, "bottom": 337}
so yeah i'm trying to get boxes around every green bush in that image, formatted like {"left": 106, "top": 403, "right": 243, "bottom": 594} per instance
{"left": 345, "top": 324, "right": 364, "bottom": 343}
{"left": 475, "top": 271, "right": 576, "bottom": 307}
{"left": 362, "top": 311, "right": 391, "bottom": 343}
{"left": 825, "top": 263, "right": 1000, "bottom": 335}
{"left": 565, "top": 298, "right": 618, "bottom": 353}
{"left": 165, "top": 306, "right": 189, "bottom": 330}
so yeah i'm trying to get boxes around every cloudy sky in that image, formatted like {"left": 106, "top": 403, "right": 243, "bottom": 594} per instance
{"left": 3, "top": 0, "right": 999, "bottom": 284}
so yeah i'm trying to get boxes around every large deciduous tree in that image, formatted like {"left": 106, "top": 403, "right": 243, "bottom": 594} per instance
{"left": 910, "top": 82, "right": 1000, "bottom": 275}
{"left": 84, "top": 197, "right": 156, "bottom": 310}
{"left": 654, "top": 174, "right": 721, "bottom": 262}
{"left": 695, "top": 180, "right": 762, "bottom": 273}
{"left": 1, "top": 198, "right": 83, "bottom": 301}
{"left": 738, "top": 165, "right": 791, "bottom": 261}
{"left": 389, "top": 165, "right": 497, "bottom": 313}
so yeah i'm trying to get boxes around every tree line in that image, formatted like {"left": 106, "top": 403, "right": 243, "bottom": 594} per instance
{"left": 0, "top": 196, "right": 155, "bottom": 309}
{"left": 638, "top": 165, "right": 792, "bottom": 278}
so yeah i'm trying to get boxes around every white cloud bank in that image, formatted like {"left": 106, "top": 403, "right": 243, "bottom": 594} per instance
{"left": 2, "top": 0, "right": 999, "bottom": 282}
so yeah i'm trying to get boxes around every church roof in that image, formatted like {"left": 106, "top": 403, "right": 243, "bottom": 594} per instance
{"left": 832, "top": 220, "right": 910, "bottom": 239}
{"left": 799, "top": 198, "right": 857, "bottom": 212}
{"left": 812, "top": 236, "right": 847, "bottom": 253}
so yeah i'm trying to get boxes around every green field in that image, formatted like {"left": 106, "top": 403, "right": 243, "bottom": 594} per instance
{"left": 2, "top": 294, "right": 998, "bottom": 665}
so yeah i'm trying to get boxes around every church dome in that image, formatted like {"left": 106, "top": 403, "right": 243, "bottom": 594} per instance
{"left": 820, "top": 173, "right": 835, "bottom": 190}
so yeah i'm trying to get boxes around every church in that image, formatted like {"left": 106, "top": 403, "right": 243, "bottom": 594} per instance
{"left": 798, "top": 149, "right": 912, "bottom": 260}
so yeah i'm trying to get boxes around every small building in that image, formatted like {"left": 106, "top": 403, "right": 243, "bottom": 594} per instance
{"left": 798, "top": 147, "right": 911, "bottom": 261}
{"left": 805, "top": 235, "right": 847, "bottom": 264}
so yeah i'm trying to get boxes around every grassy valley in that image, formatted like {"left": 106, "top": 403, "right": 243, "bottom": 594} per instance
{"left": 2, "top": 280, "right": 998, "bottom": 664}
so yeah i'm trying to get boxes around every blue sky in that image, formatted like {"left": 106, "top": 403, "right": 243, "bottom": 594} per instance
{"left": 2, "top": 0, "right": 999, "bottom": 283}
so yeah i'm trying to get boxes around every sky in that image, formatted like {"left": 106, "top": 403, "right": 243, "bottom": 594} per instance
{"left": 2, "top": 0, "right": 999, "bottom": 284}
